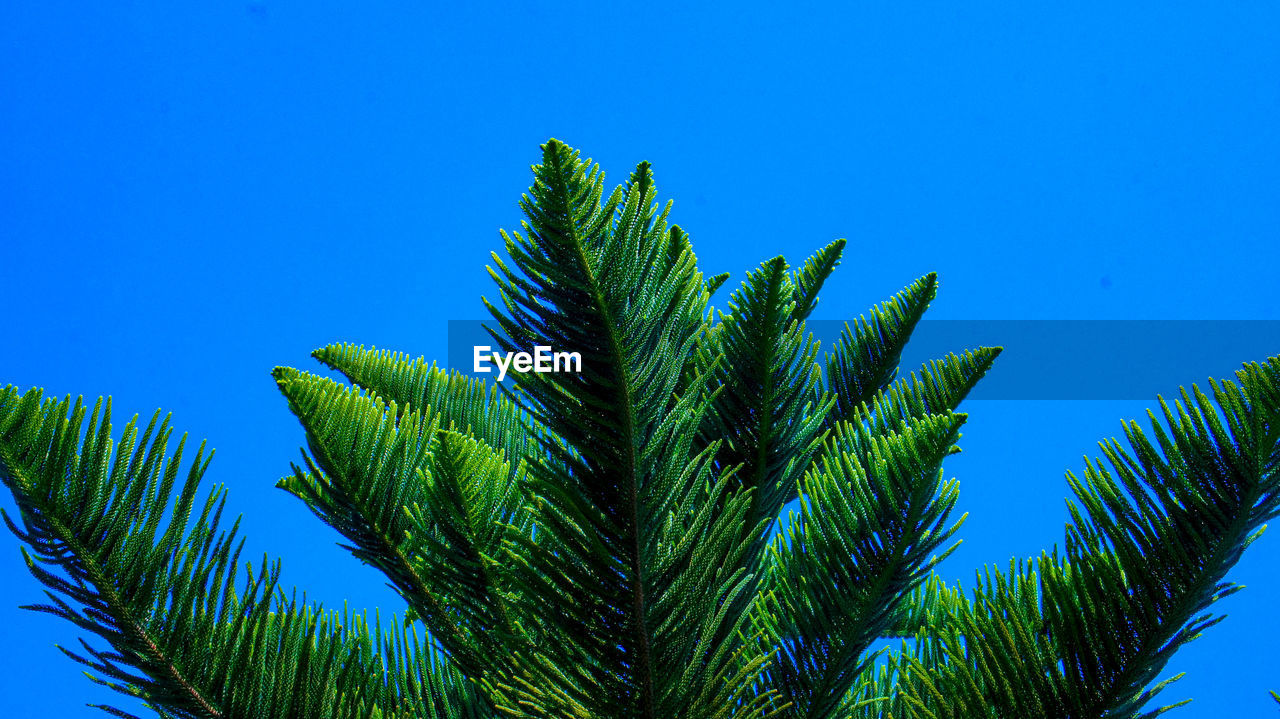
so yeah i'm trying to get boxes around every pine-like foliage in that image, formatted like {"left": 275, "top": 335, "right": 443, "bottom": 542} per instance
{"left": 3, "top": 140, "right": 1278, "bottom": 718}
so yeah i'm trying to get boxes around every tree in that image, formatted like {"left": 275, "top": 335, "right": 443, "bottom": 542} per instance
{"left": 2, "top": 139, "right": 1277, "bottom": 719}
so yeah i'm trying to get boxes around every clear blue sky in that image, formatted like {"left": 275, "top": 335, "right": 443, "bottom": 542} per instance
{"left": 2, "top": 3, "right": 1278, "bottom": 716}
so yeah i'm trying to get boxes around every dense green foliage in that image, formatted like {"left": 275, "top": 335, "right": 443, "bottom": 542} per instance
{"left": 2, "top": 140, "right": 1278, "bottom": 718}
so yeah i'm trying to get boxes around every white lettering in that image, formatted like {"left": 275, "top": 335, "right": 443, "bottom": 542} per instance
{"left": 534, "top": 345, "right": 552, "bottom": 372}
{"left": 554, "top": 351, "right": 581, "bottom": 372}
{"left": 471, "top": 345, "right": 583, "bottom": 382}
{"left": 492, "top": 351, "right": 514, "bottom": 382}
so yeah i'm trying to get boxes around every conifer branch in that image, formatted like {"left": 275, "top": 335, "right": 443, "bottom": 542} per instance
{"left": 5, "top": 141, "right": 1276, "bottom": 719}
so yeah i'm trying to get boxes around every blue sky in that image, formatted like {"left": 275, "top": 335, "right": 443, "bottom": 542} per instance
{"left": 2, "top": 3, "right": 1278, "bottom": 716}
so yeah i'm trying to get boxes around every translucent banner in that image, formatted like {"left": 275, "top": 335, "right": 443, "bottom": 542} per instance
{"left": 447, "top": 319, "right": 1280, "bottom": 400}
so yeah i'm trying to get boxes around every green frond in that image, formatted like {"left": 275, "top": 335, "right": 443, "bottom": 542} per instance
{"left": 481, "top": 139, "right": 769, "bottom": 717}
{"left": 698, "top": 255, "right": 833, "bottom": 572}
{"left": 895, "top": 357, "right": 1280, "bottom": 718}
{"left": 272, "top": 368, "right": 528, "bottom": 696}
{"left": 791, "top": 238, "right": 847, "bottom": 324}
{"left": 9, "top": 139, "right": 1276, "bottom": 719}
{"left": 668, "top": 224, "right": 695, "bottom": 268}
{"left": 843, "top": 624, "right": 953, "bottom": 719}
{"left": 826, "top": 273, "right": 937, "bottom": 422}
{"left": 879, "top": 573, "right": 968, "bottom": 640}
{"left": 752, "top": 412, "right": 967, "bottom": 719}
{"left": 405, "top": 430, "right": 530, "bottom": 649}
{"left": 0, "top": 386, "right": 472, "bottom": 719}
{"left": 383, "top": 623, "right": 491, "bottom": 719}
{"left": 311, "top": 342, "right": 535, "bottom": 468}
{"left": 857, "top": 347, "right": 1002, "bottom": 440}
{"left": 706, "top": 271, "right": 731, "bottom": 296}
